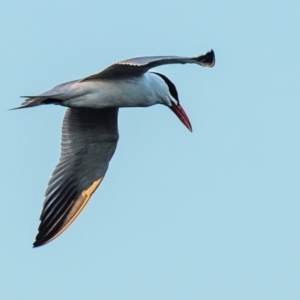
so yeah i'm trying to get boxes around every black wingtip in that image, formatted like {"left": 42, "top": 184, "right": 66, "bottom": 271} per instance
{"left": 196, "top": 49, "right": 215, "bottom": 67}
{"left": 33, "top": 230, "right": 49, "bottom": 248}
{"left": 33, "top": 237, "right": 47, "bottom": 248}
{"left": 32, "top": 240, "right": 42, "bottom": 248}
{"left": 32, "top": 243, "right": 39, "bottom": 248}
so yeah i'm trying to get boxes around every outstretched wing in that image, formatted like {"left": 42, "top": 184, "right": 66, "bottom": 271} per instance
{"left": 81, "top": 49, "right": 215, "bottom": 81}
{"left": 33, "top": 107, "right": 119, "bottom": 247}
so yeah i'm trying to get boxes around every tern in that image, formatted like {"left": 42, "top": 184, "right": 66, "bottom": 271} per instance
{"left": 16, "top": 50, "right": 215, "bottom": 247}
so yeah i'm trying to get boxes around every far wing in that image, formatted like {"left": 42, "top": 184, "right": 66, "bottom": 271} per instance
{"left": 81, "top": 49, "right": 215, "bottom": 81}
{"left": 33, "top": 107, "right": 119, "bottom": 247}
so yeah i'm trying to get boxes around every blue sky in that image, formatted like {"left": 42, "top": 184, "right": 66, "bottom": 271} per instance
{"left": 1, "top": 0, "right": 299, "bottom": 299}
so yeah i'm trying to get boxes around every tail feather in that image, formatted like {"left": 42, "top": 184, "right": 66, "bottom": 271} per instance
{"left": 11, "top": 89, "right": 65, "bottom": 110}
{"left": 11, "top": 97, "right": 61, "bottom": 110}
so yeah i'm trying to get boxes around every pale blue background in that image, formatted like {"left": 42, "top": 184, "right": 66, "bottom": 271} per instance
{"left": 1, "top": 1, "right": 299, "bottom": 299}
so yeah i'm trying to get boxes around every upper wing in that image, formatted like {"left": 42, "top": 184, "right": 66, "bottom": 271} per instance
{"left": 33, "top": 107, "right": 119, "bottom": 247}
{"left": 81, "top": 49, "right": 215, "bottom": 81}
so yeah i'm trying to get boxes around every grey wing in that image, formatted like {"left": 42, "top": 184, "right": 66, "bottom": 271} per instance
{"left": 81, "top": 49, "right": 215, "bottom": 81}
{"left": 33, "top": 107, "right": 119, "bottom": 247}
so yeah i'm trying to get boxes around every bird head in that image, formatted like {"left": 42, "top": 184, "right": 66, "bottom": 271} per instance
{"left": 153, "top": 72, "right": 192, "bottom": 132}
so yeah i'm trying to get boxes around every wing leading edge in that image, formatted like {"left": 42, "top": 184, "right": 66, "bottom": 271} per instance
{"left": 81, "top": 49, "right": 215, "bottom": 81}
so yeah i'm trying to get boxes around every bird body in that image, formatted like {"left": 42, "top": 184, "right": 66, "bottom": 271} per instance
{"left": 57, "top": 73, "right": 170, "bottom": 109}
{"left": 16, "top": 50, "right": 215, "bottom": 247}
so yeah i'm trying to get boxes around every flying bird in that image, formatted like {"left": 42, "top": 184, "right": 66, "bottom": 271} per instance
{"left": 16, "top": 50, "right": 215, "bottom": 247}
